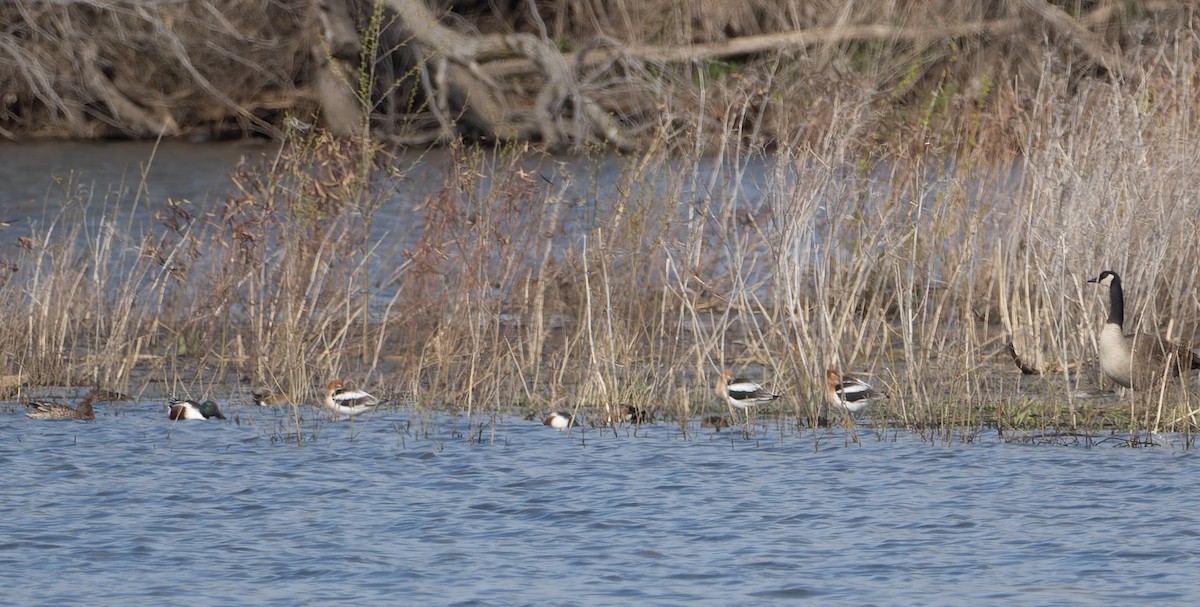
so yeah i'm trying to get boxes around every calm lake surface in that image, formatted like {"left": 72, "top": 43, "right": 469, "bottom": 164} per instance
{"left": 1, "top": 142, "right": 1198, "bottom": 605}
{"left": 2, "top": 405, "right": 1198, "bottom": 606}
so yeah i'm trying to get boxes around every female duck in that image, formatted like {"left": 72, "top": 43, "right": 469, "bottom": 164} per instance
{"left": 26, "top": 401, "right": 96, "bottom": 421}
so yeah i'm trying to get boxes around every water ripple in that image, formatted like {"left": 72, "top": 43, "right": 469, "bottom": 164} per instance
{"left": 2, "top": 410, "right": 1199, "bottom": 605}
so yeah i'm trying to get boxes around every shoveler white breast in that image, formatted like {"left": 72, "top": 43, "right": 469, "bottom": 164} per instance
{"left": 825, "top": 368, "right": 884, "bottom": 413}
{"left": 543, "top": 412, "right": 572, "bottom": 430}
{"left": 168, "top": 398, "right": 226, "bottom": 420}
{"left": 716, "top": 370, "right": 780, "bottom": 411}
{"left": 323, "top": 379, "right": 380, "bottom": 417}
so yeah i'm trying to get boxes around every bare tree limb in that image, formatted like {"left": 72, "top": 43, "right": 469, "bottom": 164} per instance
{"left": 1015, "top": 0, "right": 1123, "bottom": 78}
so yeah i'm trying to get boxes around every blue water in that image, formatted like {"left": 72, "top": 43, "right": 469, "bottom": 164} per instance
{"left": 2, "top": 403, "right": 1197, "bottom": 606}
{"left": 0, "top": 142, "right": 1194, "bottom": 605}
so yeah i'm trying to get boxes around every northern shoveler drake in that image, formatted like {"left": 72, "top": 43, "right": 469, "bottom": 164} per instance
{"left": 825, "top": 368, "right": 885, "bottom": 413}
{"left": 251, "top": 390, "right": 291, "bottom": 407}
{"left": 322, "top": 379, "right": 380, "bottom": 417}
{"left": 622, "top": 404, "right": 649, "bottom": 424}
{"left": 25, "top": 401, "right": 95, "bottom": 421}
{"left": 716, "top": 369, "right": 780, "bottom": 411}
{"left": 543, "top": 411, "right": 572, "bottom": 430}
{"left": 168, "top": 398, "right": 226, "bottom": 420}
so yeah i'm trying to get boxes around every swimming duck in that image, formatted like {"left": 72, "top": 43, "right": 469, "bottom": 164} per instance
{"left": 621, "top": 404, "right": 649, "bottom": 424}
{"left": 251, "top": 390, "right": 291, "bottom": 407}
{"left": 1088, "top": 270, "right": 1200, "bottom": 389}
{"left": 79, "top": 387, "right": 130, "bottom": 407}
{"left": 825, "top": 368, "right": 885, "bottom": 413}
{"left": 716, "top": 369, "right": 780, "bottom": 411}
{"left": 543, "top": 411, "right": 572, "bottom": 430}
{"left": 168, "top": 398, "right": 226, "bottom": 420}
{"left": 25, "top": 401, "right": 96, "bottom": 421}
{"left": 322, "top": 379, "right": 380, "bottom": 417}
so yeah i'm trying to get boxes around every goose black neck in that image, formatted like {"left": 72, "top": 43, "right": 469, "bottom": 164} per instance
{"left": 1107, "top": 275, "right": 1124, "bottom": 328}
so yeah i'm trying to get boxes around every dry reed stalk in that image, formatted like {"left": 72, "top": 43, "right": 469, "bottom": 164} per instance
{"left": 7, "top": 24, "right": 1200, "bottom": 442}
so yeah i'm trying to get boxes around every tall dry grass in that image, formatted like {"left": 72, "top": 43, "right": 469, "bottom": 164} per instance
{"left": 4, "top": 23, "right": 1200, "bottom": 446}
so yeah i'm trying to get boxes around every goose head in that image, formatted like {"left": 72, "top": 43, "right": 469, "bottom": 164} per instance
{"left": 1087, "top": 270, "right": 1119, "bottom": 287}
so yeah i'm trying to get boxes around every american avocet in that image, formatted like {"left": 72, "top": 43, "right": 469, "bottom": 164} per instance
{"left": 168, "top": 398, "right": 226, "bottom": 420}
{"left": 25, "top": 401, "right": 95, "bottom": 421}
{"left": 543, "top": 411, "right": 572, "bottom": 430}
{"left": 825, "top": 368, "right": 884, "bottom": 413}
{"left": 322, "top": 379, "right": 380, "bottom": 417}
{"left": 716, "top": 369, "right": 780, "bottom": 412}
{"left": 1088, "top": 270, "right": 1200, "bottom": 389}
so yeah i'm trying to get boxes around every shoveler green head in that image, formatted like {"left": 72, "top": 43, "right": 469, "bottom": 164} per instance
{"left": 168, "top": 398, "right": 226, "bottom": 420}
{"left": 197, "top": 400, "right": 226, "bottom": 420}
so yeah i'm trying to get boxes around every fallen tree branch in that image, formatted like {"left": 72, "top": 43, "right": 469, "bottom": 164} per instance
{"left": 385, "top": 0, "right": 634, "bottom": 150}
{"left": 1015, "top": 0, "right": 1123, "bottom": 77}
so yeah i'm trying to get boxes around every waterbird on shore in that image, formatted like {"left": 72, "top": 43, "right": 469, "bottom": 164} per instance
{"left": 1088, "top": 270, "right": 1200, "bottom": 390}
{"left": 25, "top": 401, "right": 96, "bottom": 421}
{"left": 543, "top": 411, "right": 573, "bottom": 430}
{"left": 825, "top": 368, "right": 885, "bottom": 413}
{"left": 168, "top": 398, "right": 226, "bottom": 420}
{"left": 322, "top": 379, "right": 380, "bottom": 417}
{"left": 716, "top": 370, "right": 780, "bottom": 412}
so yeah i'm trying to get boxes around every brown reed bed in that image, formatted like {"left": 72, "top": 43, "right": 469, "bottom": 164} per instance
{"left": 4, "top": 59, "right": 1200, "bottom": 448}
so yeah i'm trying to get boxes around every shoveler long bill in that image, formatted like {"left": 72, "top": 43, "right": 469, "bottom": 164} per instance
{"left": 323, "top": 380, "right": 380, "bottom": 417}
{"left": 168, "top": 398, "right": 226, "bottom": 420}
{"left": 716, "top": 370, "right": 780, "bottom": 411}
{"left": 25, "top": 401, "right": 96, "bottom": 421}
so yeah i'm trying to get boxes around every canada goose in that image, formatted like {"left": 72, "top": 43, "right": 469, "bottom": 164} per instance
{"left": 1087, "top": 270, "right": 1200, "bottom": 389}
{"left": 716, "top": 370, "right": 781, "bottom": 411}
{"left": 825, "top": 368, "right": 885, "bottom": 413}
